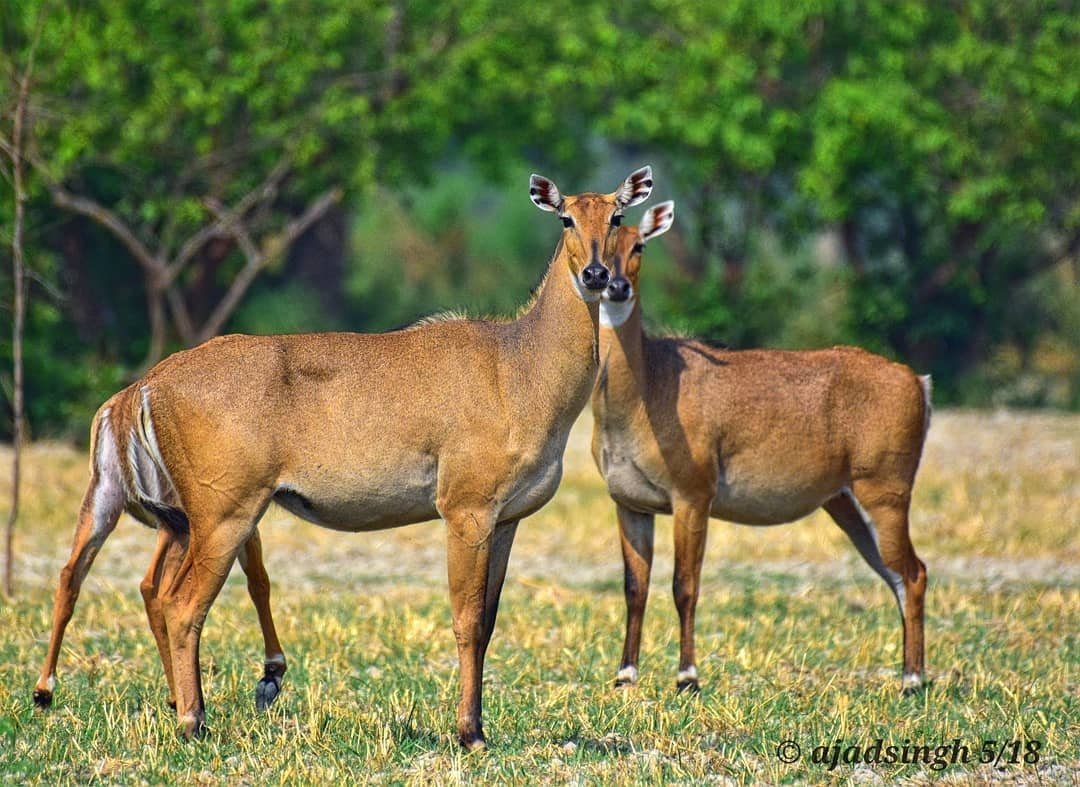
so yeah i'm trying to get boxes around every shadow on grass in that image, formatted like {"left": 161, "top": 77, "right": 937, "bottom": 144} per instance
{"left": 389, "top": 705, "right": 442, "bottom": 750}
{"left": 560, "top": 733, "right": 637, "bottom": 756}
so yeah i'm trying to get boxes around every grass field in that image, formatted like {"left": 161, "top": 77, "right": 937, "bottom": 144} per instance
{"left": 1, "top": 409, "right": 1077, "bottom": 784}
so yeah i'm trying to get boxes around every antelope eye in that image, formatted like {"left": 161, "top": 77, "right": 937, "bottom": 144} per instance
{"left": 610, "top": 214, "right": 622, "bottom": 227}
{"left": 561, "top": 216, "right": 574, "bottom": 228}
{"left": 632, "top": 242, "right": 644, "bottom": 254}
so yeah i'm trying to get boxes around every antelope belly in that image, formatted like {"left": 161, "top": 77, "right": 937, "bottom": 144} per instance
{"left": 275, "top": 457, "right": 439, "bottom": 532}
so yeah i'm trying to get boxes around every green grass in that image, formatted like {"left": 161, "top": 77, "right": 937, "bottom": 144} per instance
{"left": 1, "top": 411, "right": 1078, "bottom": 784}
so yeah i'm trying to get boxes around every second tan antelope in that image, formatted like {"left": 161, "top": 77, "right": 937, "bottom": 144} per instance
{"left": 33, "top": 167, "right": 655, "bottom": 750}
{"left": 591, "top": 202, "right": 930, "bottom": 694}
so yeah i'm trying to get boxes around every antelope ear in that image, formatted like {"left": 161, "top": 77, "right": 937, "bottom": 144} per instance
{"left": 529, "top": 174, "right": 563, "bottom": 213}
{"left": 639, "top": 200, "right": 674, "bottom": 243}
{"left": 614, "top": 165, "right": 653, "bottom": 209}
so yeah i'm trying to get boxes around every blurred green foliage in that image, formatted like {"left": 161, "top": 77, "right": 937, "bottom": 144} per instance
{"left": 1, "top": 0, "right": 1078, "bottom": 440}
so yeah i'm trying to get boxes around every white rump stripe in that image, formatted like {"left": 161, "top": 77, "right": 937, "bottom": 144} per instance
{"left": 128, "top": 386, "right": 181, "bottom": 511}
{"left": 90, "top": 410, "right": 125, "bottom": 537}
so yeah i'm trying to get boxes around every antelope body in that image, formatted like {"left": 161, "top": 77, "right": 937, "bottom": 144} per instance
{"left": 34, "top": 168, "right": 654, "bottom": 749}
{"left": 592, "top": 203, "right": 930, "bottom": 693}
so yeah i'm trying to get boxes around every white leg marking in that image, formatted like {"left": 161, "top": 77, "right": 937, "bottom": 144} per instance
{"left": 616, "top": 665, "right": 638, "bottom": 684}
{"left": 676, "top": 665, "right": 698, "bottom": 684}
{"left": 46, "top": 675, "right": 56, "bottom": 692}
{"left": 902, "top": 672, "right": 923, "bottom": 690}
{"left": 599, "top": 298, "right": 635, "bottom": 328}
{"left": 265, "top": 654, "right": 286, "bottom": 666}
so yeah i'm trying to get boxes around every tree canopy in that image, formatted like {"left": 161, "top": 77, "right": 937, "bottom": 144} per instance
{"left": 2, "top": 0, "right": 1078, "bottom": 439}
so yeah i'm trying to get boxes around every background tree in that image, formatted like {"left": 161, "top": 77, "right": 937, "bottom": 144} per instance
{"left": 598, "top": 1, "right": 1079, "bottom": 403}
{"left": 1, "top": 4, "right": 41, "bottom": 596}
{"left": 1, "top": 0, "right": 1078, "bottom": 444}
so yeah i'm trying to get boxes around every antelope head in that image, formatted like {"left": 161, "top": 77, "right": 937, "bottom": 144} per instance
{"left": 530, "top": 166, "right": 654, "bottom": 302}
{"left": 600, "top": 200, "right": 675, "bottom": 327}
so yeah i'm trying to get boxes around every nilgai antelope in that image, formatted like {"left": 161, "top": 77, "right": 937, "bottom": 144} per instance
{"left": 34, "top": 167, "right": 655, "bottom": 750}
{"left": 591, "top": 202, "right": 931, "bottom": 694}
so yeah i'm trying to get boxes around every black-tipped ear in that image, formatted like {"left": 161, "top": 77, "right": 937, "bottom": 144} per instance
{"left": 615, "top": 166, "right": 653, "bottom": 209}
{"left": 529, "top": 174, "right": 563, "bottom": 213}
{"left": 639, "top": 200, "right": 674, "bottom": 243}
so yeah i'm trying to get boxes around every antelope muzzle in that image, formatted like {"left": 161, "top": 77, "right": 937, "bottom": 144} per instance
{"left": 604, "top": 276, "right": 632, "bottom": 302}
{"left": 581, "top": 263, "right": 611, "bottom": 291}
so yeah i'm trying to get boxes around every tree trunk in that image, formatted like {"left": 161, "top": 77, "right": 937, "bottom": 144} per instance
{"left": 6, "top": 25, "right": 38, "bottom": 597}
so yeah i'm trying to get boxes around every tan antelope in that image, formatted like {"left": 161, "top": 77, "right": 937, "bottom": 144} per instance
{"left": 33, "top": 167, "right": 655, "bottom": 750}
{"left": 591, "top": 202, "right": 930, "bottom": 694}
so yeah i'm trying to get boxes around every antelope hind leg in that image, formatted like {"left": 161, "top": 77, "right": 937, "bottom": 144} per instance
{"left": 237, "top": 529, "right": 287, "bottom": 710}
{"left": 140, "top": 526, "right": 188, "bottom": 708}
{"left": 161, "top": 513, "right": 261, "bottom": 740}
{"left": 33, "top": 420, "right": 124, "bottom": 708}
{"left": 826, "top": 486, "right": 927, "bottom": 694}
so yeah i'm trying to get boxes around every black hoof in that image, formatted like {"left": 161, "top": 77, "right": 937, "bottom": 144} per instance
{"left": 255, "top": 660, "right": 286, "bottom": 711}
{"left": 168, "top": 698, "right": 177, "bottom": 710}
{"left": 32, "top": 689, "right": 53, "bottom": 709}
{"left": 178, "top": 716, "right": 207, "bottom": 741}
{"left": 459, "top": 730, "right": 488, "bottom": 752}
{"left": 255, "top": 676, "right": 282, "bottom": 710}
{"left": 676, "top": 678, "right": 700, "bottom": 694}
{"left": 901, "top": 682, "right": 928, "bottom": 698}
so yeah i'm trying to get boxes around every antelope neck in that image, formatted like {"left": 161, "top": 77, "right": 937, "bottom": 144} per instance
{"left": 511, "top": 241, "right": 601, "bottom": 413}
{"left": 596, "top": 301, "right": 647, "bottom": 417}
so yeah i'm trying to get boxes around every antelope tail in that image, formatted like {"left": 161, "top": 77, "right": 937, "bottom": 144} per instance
{"left": 917, "top": 374, "right": 933, "bottom": 442}
{"left": 114, "top": 385, "right": 190, "bottom": 535}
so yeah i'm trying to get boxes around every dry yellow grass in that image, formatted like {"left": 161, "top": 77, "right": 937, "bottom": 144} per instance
{"left": 6, "top": 408, "right": 1074, "bottom": 591}
{"left": 0, "top": 408, "right": 1077, "bottom": 783}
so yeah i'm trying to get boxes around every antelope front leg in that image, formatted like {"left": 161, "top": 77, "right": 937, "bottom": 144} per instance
{"left": 671, "top": 497, "right": 709, "bottom": 693}
{"left": 444, "top": 507, "right": 495, "bottom": 751}
{"left": 615, "top": 504, "right": 654, "bottom": 688}
{"left": 236, "top": 529, "right": 287, "bottom": 710}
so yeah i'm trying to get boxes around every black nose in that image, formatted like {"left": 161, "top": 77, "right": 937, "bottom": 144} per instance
{"left": 606, "top": 277, "right": 631, "bottom": 302}
{"left": 581, "top": 263, "right": 610, "bottom": 290}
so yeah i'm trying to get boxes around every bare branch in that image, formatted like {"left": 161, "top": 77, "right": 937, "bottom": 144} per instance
{"left": 137, "top": 282, "right": 167, "bottom": 376}
{"left": 0, "top": 133, "right": 16, "bottom": 165}
{"left": 50, "top": 185, "right": 165, "bottom": 278}
{"left": 6, "top": 86, "right": 321, "bottom": 363}
{"left": 197, "top": 187, "right": 342, "bottom": 342}
{"left": 163, "top": 156, "right": 292, "bottom": 286}
{"left": 165, "top": 285, "right": 196, "bottom": 347}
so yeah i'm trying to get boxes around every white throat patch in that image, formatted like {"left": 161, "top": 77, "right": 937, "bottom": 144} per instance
{"left": 599, "top": 298, "right": 635, "bottom": 328}
{"left": 569, "top": 269, "right": 601, "bottom": 302}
